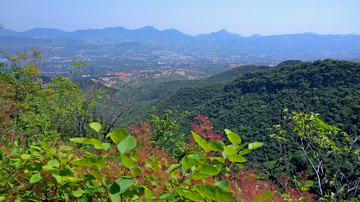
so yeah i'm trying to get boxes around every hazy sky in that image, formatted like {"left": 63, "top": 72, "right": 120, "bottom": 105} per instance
{"left": 1, "top": 0, "right": 359, "bottom": 36}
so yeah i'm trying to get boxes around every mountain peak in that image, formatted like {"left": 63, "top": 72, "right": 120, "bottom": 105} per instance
{"left": 138, "top": 26, "right": 157, "bottom": 31}
{"left": 207, "top": 29, "right": 241, "bottom": 38}
{"left": 218, "top": 29, "right": 229, "bottom": 33}
{"left": 250, "top": 34, "right": 262, "bottom": 38}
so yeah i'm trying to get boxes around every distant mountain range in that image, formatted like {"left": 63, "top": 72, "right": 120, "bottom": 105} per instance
{"left": 1, "top": 26, "right": 360, "bottom": 62}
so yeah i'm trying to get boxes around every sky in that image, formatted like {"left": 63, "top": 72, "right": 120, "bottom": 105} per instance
{"left": 1, "top": 0, "right": 359, "bottom": 36}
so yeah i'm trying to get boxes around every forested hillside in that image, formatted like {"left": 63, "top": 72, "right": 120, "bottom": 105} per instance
{"left": 155, "top": 59, "right": 360, "bottom": 140}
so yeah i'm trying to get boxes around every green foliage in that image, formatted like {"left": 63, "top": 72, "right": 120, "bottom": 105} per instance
{"left": 90, "top": 122, "right": 102, "bottom": 133}
{"left": 0, "top": 138, "right": 108, "bottom": 200}
{"left": 117, "top": 135, "right": 137, "bottom": 154}
{"left": 271, "top": 111, "right": 360, "bottom": 200}
{"left": 248, "top": 142, "right": 264, "bottom": 150}
{"left": 71, "top": 156, "right": 105, "bottom": 166}
{"left": 181, "top": 154, "right": 201, "bottom": 170}
{"left": 29, "top": 172, "right": 43, "bottom": 184}
{"left": 192, "top": 131, "right": 210, "bottom": 152}
{"left": 0, "top": 49, "right": 105, "bottom": 141}
{"left": 225, "top": 129, "right": 242, "bottom": 146}
{"left": 0, "top": 117, "right": 281, "bottom": 201}
{"left": 209, "top": 140, "right": 225, "bottom": 151}
{"left": 149, "top": 108, "right": 188, "bottom": 159}
{"left": 69, "top": 58, "right": 86, "bottom": 74}
{"left": 106, "top": 128, "right": 129, "bottom": 144}
{"left": 109, "top": 177, "right": 134, "bottom": 195}
{"left": 194, "top": 184, "right": 233, "bottom": 202}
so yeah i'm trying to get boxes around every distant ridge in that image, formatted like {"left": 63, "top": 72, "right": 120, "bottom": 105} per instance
{"left": 1, "top": 26, "right": 360, "bottom": 61}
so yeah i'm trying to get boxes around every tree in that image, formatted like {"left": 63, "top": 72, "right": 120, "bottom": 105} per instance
{"left": 96, "top": 89, "right": 134, "bottom": 137}
{"left": 0, "top": 49, "right": 102, "bottom": 140}
{"left": 271, "top": 110, "right": 360, "bottom": 200}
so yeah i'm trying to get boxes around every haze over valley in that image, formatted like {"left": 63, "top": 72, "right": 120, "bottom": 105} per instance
{"left": 1, "top": 26, "right": 360, "bottom": 79}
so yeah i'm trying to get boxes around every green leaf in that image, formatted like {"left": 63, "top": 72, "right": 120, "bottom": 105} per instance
{"left": 235, "top": 164, "right": 244, "bottom": 169}
{"left": 131, "top": 167, "right": 141, "bottom": 177}
{"left": 92, "top": 139, "right": 106, "bottom": 150}
{"left": 211, "top": 157, "right": 225, "bottom": 165}
{"left": 224, "top": 145, "right": 237, "bottom": 155}
{"left": 159, "top": 192, "right": 178, "bottom": 200}
{"left": 50, "top": 175, "right": 64, "bottom": 183}
{"left": 209, "top": 141, "right": 224, "bottom": 152}
{"left": 188, "top": 154, "right": 202, "bottom": 160}
{"left": 235, "top": 143, "right": 247, "bottom": 151}
{"left": 90, "top": 122, "right": 102, "bottom": 133}
{"left": 110, "top": 193, "right": 121, "bottom": 202}
{"left": 239, "top": 149, "right": 251, "bottom": 155}
{"left": 70, "top": 138, "right": 105, "bottom": 150}
{"left": 123, "top": 189, "right": 141, "bottom": 199}
{"left": 109, "top": 177, "right": 134, "bottom": 195}
{"left": 305, "top": 180, "right": 314, "bottom": 187}
{"left": 182, "top": 155, "right": 200, "bottom": 170}
{"left": 69, "top": 137, "right": 92, "bottom": 144}
{"left": 71, "top": 156, "right": 105, "bottom": 166}
{"left": 120, "top": 153, "right": 137, "bottom": 168}
{"left": 29, "top": 172, "right": 43, "bottom": 184}
{"left": 222, "top": 150, "right": 228, "bottom": 159}
{"left": 21, "top": 154, "right": 31, "bottom": 160}
{"left": 117, "top": 135, "right": 137, "bottom": 154}
{"left": 175, "top": 187, "right": 204, "bottom": 201}
{"left": 144, "top": 187, "right": 154, "bottom": 199}
{"left": 73, "top": 188, "right": 84, "bottom": 198}
{"left": 192, "top": 131, "right": 210, "bottom": 152}
{"left": 106, "top": 128, "right": 129, "bottom": 145}
{"left": 248, "top": 142, "right": 264, "bottom": 150}
{"left": 25, "top": 163, "right": 42, "bottom": 173}
{"left": 79, "top": 195, "right": 93, "bottom": 202}
{"left": 216, "top": 180, "right": 230, "bottom": 189}
{"left": 48, "top": 159, "right": 60, "bottom": 167}
{"left": 59, "top": 168, "right": 74, "bottom": 177}
{"left": 38, "top": 140, "right": 52, "bottom": 153}
{"left": 225, "top": 129, "right": 241, "bottom": 146}
{"left": 83, "top": 174, "right": 96, "bottom": 181}
{"left": 42, "top": 165, "right": 55, "bottom": 171}
{"left": 102, "top": 143, "right": 111, "bottom": 151}
{"left": 28, "top": 196, "right": 42, "bottom": 201}
{"left": 167, "top": 164, "right": 181, "bottom": 175}
{"left": 193, "top": 164, "right": 220, "bottom": 178}
{"left": 194, "top": 184, "right": 234, "bottom": 202}
{"left": 228, "top": 154, "right": 246, "bottom": 163}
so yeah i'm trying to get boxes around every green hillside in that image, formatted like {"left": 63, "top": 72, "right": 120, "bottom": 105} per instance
{"left": 156, "top": 59, "right": 360, "bottom": 136}
{"left": 153, "top": 60, "right": 360, "bottom": 168}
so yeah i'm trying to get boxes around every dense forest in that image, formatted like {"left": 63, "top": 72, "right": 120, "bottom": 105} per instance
{"left": 1, "top": 49, "right": 360, "bottom": 201}
{"left": 155, "top": 59, "right": 360, "bottom": 139}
